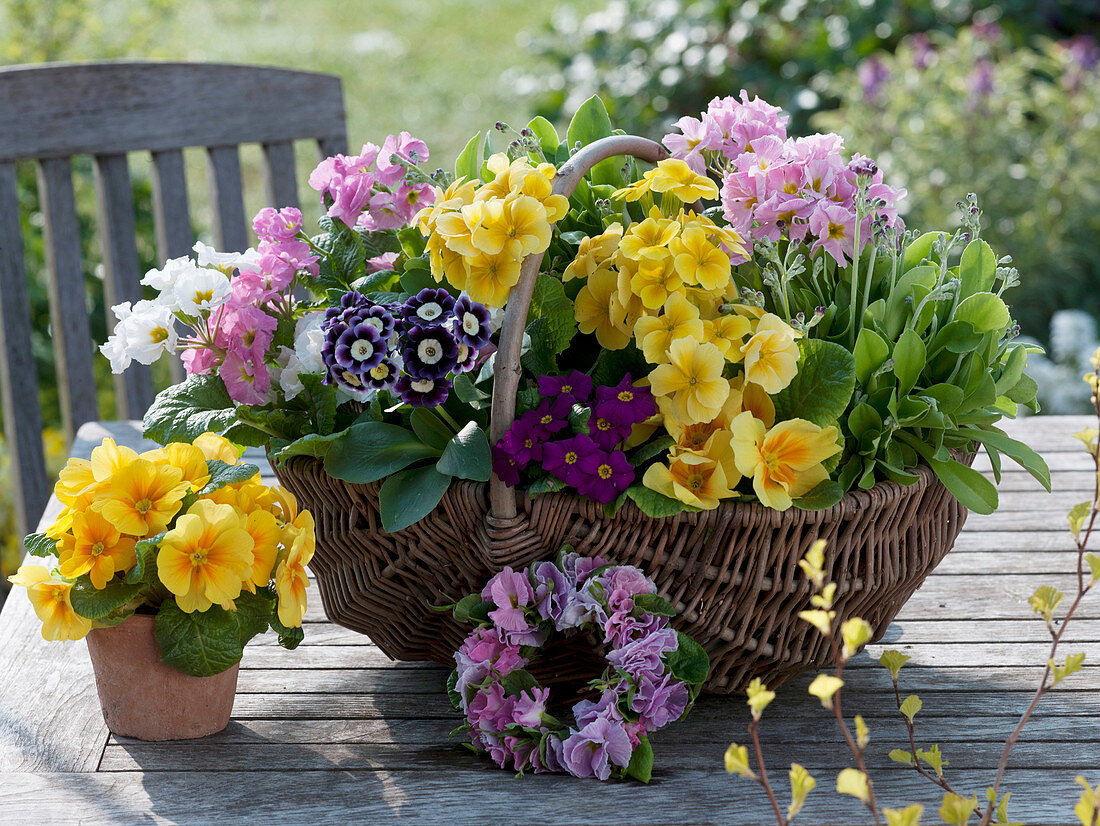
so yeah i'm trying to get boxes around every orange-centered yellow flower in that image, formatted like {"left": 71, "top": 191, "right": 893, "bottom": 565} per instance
{"left": 630, "top": 256, "right": 685, "bottom": 310}
{"left": 671, "top": 225, "right": 732, "bottom": 292}
{"left": 740, "top": 313, "right": 801, "bottom": 394}
{"left": 703, "top": 313, "right": 753, "bottom": 361}
{"left": 89, "top": 437, "right": 138, "bottom": 483}
{"left": 58, "top": 510, "right": 138, "bottom": 589}
{"left": 93, "top": 458, "right": 190, "bottom": 537}
{"left": 157, "top": 499, "right": 256, "bottom": 613}
{"left": 633, "top": 293, "right": 704, "bottom": 365}
{"left": 575, "top": 269, "right": 631, "bottom": 350}
{"left": 729, "top": 413, "right": 841, "bottom": 511}
{"left": 145, "top": 442, "right": 211, "bottom": 492}
{"left": 618, "top": 209, "right": 680, "bottom": 261}
{"left": 642, "top": 449, "right": 735, "bottom": 510}
{"left": 243, "top": 508, "right": 283, "bottom": 590}
{"left": 647, "top": 159, "right": 720, "bottom": 203}
{"left": 276, "top": 511, "right": 315, "bottom": 628}
{"left": 463, "top": 250, "right": 523, "bottom": 309}
{"left": 649, "top": 337, "right": 730, "bottom": 424}
{"left": 563, "top": 223, "right": 624, "bottom": 282}
{"left": 9, "top": 565, "right": 93, "bottom": 641}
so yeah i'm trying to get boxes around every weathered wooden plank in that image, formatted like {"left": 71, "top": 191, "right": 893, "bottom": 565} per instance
{"left": 94, "top": 153, "right": 154, "bottom": 419}
{"left": 0, "top": 161, "right": 50, "bottom": 539}
{"left": 261, "top": 140, "right": 299, "bottom": 210}
{"left": 149, "top": 150, "right": 193, "bottom": 262}
{"left": 953, "top": 531, "right": 1076, "bottom": 552}
{"left": 0, "top": 63, "right": 346, "bottom": 162}
{"left": 36, "top": 156, "right": 99, "bottom": 438}
{"left": 317, "top": 135, "right": 348, "bottom": 161}
{"left": 206, "top": 145, "right": 249, "bottom": 253}
{"left": 0, "top": 768, "right": 1084, "bottom": 826}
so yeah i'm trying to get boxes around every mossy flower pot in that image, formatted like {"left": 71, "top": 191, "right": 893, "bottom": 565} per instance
{"left": 85, "top": 613, "right": 239, "bottom": 741}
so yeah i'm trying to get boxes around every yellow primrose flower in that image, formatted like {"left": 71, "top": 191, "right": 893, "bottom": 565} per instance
{"left": 265, "top": 485, "right": 300, "bottom": 524}
{"left": 649, "top": 337, "right": 730, "bottom": 424}
{"left": 694, "top": 214, "right": 749, "bottom": 261}
{"left": 415, "top": 178, "right": 477, "bottom": 234}
{"left": 630, "top": 256, "right": 685, "bottom": 311}
{"left": 9, "top": 565, "right": 93, "bottom": 641}
{"left": 609, "top": 283, "right": 648, "bottom": 340}
{"left": 90, "top": 438, "right": 138, "bottom": 483}
{"left": 58, "top": 510, "right": 137, "bottom": 589}
{"left": 426, "top": 232, "right": 469, "bottom": 288}
{"left": 634, "top": 293, "right": 704, "bottom": 365}
{"left": 671, "top": 225, "right": 732, "bottom": 291}
{"left": 642, "top": 449, "right": 735, "bottom": 510}
{"left": 194, "top": 432, "right": 241, "bottom": 465}
{"left": 703, "top": 313, "right": 753, "bottom": 361}
{"left": 563, "top": 223, "right": 623, "bottom": 282}
{"left": 434, "top": 200, "right": 492, "bottom": 258}
{"left": 730, "top": 413, "right": 841, "bottom": 511}
{"left": 93, "top": 458, "right": 190, "bottom": 537}
{"left": 729, "top": 376, "right": 776, "bottom": 429}
{"left": 464, "top": 250, "right": 523, "bottom": 308}
{"left": 575, "top": 269, "right": 631, "bottom": 350}
{"left": 157, "top": 499, "right": 256, "bottom": 613}
{"left": 470, "top": 195, "right": 550, "bottom": 260}
{"left": 741, "top": 313, "right": 801, "bottom": 394}
{"left": 647, "top": 158, "right": 720, "bottom": 203}
{"left": 276, "top": 511, "right": 315, "bottom": 628}
{"left": 55, "top": 457, "right": 98, "bottom": 504}
{"left": 242, "top": 508, "right": 283, "bottom": 590}
{"left": 613, "top": 175, "right": 653, "bottom": 203}
{"left": 619, "top": 208, "right": 680, "bottom": 261}
{"left": 145, "top": 442, "right": 211, "bottom": 492}
{"left": 512, "top": 166, "right": 569, "bottom": 222}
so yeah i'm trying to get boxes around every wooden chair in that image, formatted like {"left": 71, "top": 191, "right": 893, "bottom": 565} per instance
{"left": 0, "top": 61, "right": 348, "bottom": 538}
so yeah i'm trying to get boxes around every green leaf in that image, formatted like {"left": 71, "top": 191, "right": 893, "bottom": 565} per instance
{"left": 634, "top": 593, "right": 676, "bottom": 617}
{"left": 939, "top": 793, "right": 979, "bottom": 826}
{"left": 523, "top": 274, "right": 577, "bottom": 376}
{"left": 527, "top": 475, "right": 566, "bottom": 498}
{"left": 880, "top": 650, "right": 911, "bottom": 679}
{"left": 68, "top": 576, "right": 145, "bottom": 620}
{"left": 628, "top": 434, "right": 674, "bottom": 466}
{"left": 899, "top": 694, "right": 922, "bottom": 723}
{"left": 275, "top": 431, "right": 345, "bottom": 463}
{"left": 917, "top": 744, "right": 948, "bottom": 778}
{"left": 324, "top": 422, "right": 441, "bottom": 484}
{"left": 1085, "top": 553, "right": 1100, "bottom": 585}
{"left": 142, "top": 374, "right": 236, "bottom": 446}
{"left": 966, "top": 428, "right": 1051, "bottom": 492}
{"left": 231, "top": 590, "right": 273, "bottom": 647}
{"left": 892, "top": 329, "right": 926, "bottom": 396}
{"left": 625, "top": 485, "right": 692, "bottom": 518}
{"left": 903, "top": 232, "right": 938, "bottom": 269}
{"left": 124, "top": 533, "right": 166, "bottom": 587}
{"left": 889, "top": 748, "right": 915, "bottom": 766}
{"left": 933, "top": 320, "right": 984, "bottom": 355}
{"left": 836, "top": 768, "right": 870, "bottom": 803}
{"left": 933, "top": 457, "right": 999, "bottom": 515}
{"left": 883, "top": 804, "right": 924, "bottom": 826}
{"left": 955, "top": 292, "right": 1010, "bottom": 334}
{"left": 377, "top": 465, "right": 451, "bottom": 532}
{"left": 773, "top": 338, "right": 856, "bottom": 427}
{"left": 23, "top": 532, "right": 58, "bottom": 558}
{"left": 410, "top": 408, "right": 455, "bottom": 451}
{"left": 664, "top": 630, "right": 710, "bottom": 684}
{"left": 446, "top": 669, "right": 462, "bottom": 710}
{"left": 198, "top": 459, "right": 260, "bottom": 496}
{"left": 452, "top": 593, "right": 495, "bottom": 625}
{"left": 565, "top": 95, "right": 621, "bottom": 187}
{"left": 526, "top": 116, "right": 560, "bottom": 153}
{"left": 453, "top": 374, "right": 490, "bottom": 405}
{"left": 500, "top": 669, "right": 539, "bottom": 697}
{"left": 299, "top": 374, "right": 339, "bottom": 436}
{"left": 436, "top": 422, "right": 491, "bottom": 481}
{"left": 454, "top": 133, "right": 481, "bottom": 183}
{"left": 269, "top": 610, "right": 305, "bottom": 650}
{"left": 854, "top": 327, "right": 891, "bottom": 386}
{"left": 625, "top": 735, "right": 654, "bottom": 783}
{"left": 793, "top": 480, "right": 844, "bottom": 511}
{"left": 959, "top": 239, "right": 997, "bottom": 297}
{"left": 154, "top": 600, "right": 244, "bottom": 677}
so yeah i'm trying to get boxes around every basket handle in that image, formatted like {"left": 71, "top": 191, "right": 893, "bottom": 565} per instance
{"left": 487, "top": 134, "right": 670, "bottom": 520}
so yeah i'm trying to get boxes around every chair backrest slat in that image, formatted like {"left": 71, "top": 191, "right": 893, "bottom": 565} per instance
{"left": 261, "top": 140, "right": 299, "bottom": 210}
{"left": 0, "top": 162, "right": 51, "bottom": 536}
{"left": 205, "top": 145, "right": 249, "bottom": 253}
{"left": 318, "top": 136, "right": 350, "bottom": 160}
{"left": 36, "top": 157, "right": 100, "bottom": 436}
{"left": 0, "top": 61, "right": 347, "bottom": 536}
{"left": 93, "top": 152, "right": 154, "bottom": 419}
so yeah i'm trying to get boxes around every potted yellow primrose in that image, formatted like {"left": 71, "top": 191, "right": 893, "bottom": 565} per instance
{"left": 8, "top": 432, "right": 314, "bottom": 740}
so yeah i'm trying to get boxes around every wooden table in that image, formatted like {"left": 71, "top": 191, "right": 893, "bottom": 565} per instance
{"left": 1, "top": 417, "right": 1097, "bottom": 825}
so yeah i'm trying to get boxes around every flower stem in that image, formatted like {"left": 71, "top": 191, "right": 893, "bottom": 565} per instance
{"left": 434, "top": 405, "right": 462, "bottom": 434}
{"left": 749, "top": 719, "right": 788, "bottom": 826}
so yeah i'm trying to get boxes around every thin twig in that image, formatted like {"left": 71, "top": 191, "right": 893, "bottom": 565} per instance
{"left": 828, "top": 634, "right": 882, "bottom": 826}
{"left": 749, "top": 718, "right": 788, "bottom": 826}
{"left": 891, "top": 678, "right": 959, "bottom": 795}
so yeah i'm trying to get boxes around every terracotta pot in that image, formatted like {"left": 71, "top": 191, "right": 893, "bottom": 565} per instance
{"left": 85, "top": 613, "right": 239, "bottom": 741}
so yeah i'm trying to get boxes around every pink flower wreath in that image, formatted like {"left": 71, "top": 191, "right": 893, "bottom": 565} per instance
{"left": 447, "top": 549, "right": 710, "bottom": 782}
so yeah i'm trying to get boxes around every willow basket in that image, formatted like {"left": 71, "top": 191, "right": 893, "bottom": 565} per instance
{"left": 272, "top": 134, "right": 972, "bottom": 694}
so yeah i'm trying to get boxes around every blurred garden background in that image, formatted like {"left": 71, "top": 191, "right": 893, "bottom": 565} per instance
{"left": 1, "top": 0, "right": 1098, "bottom": 600}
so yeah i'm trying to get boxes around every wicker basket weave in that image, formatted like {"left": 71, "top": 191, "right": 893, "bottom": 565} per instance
{"left": 271, "top": 135, "right": 972, "bottom": 694}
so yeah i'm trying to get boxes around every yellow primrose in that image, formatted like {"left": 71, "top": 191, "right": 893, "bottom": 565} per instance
{"left": 633, "top": 293, "right": 704, "bottom": 365}
{"left": 694, "top": 214, "right": 749, "bottom": 261}
{"left": 659, "top": 380, "right": 743, "bottom": 446}
{"left": 276, "top": 511, "right": 315, "bottom": 628}
{"left": 242, "top": 508, "right": 283, "bottom": 590}
{"left": 563, "top": 223, "right": 623, "bottom": 282}
{"left": 575, "top": 269, "right": 631, "bottom": 350}
{"left": 729, "top": 376, "right": 776, "bottom": 429}
{"left": 93, "top": 458, "right": 190, "bottom": 537}
{"left": 630, "top": 256, "right": 685, "bottom": 311}
{"left": 649, "top": 336, "right": 730, "bottom": 424}
{"left": 54, "top": 457, "right": 97, "bottom": 505}
{"left": 647, "top": 158, "right": 720, "bottom": 203}
{"left": 730, "top": 413, "right": 841, "bottom": 511}
{"left": 470, "top": 195, "right": 550, "bottom": 260}
{"left": 194, "top": 432, "right": 241, "bottom": 465}
{"left": 58, "top": 510, "right": 137, "bottom": 589}
{"left": 703, "top": 313, "right": 753, "bottom": 361}
{"left": 145, "top": 442, "right": 211, "bottom": 492}
{"left": 618, "top": 208, "right": 680, "bottom": 261}
{"left": 89, "top": 437, "right": 138, "bottom": 483}
{"left": 671, "top": 225, "right": 732, "bottom": 291}
{"left": 741, "top": 313, "right": 801, "bottom": 394}
{"left": 463, "top": 250, "right": 523, "bottom": 308}
{"left": 9, "top": 565, "right": 93, "bottom": 641}
{"left": 157, "top": 499, "right": 256, "bottom": 613}
{"left": 642, "top": 449, "right": 735, "bottom": 510}
{"left": 427, "top": 232, "right": 469, "bottom": 288}
{"left": 609, "top": 283, "right": 648, "bottom": 340}
{"left": 513, "top": 167, "right": 569, "bottom": 222}
{"left": 434, "top": 200, "right": 492, "bottom": 258}
{"left": 613, "top": 175, "right": 653, "bottom": 203}
{"left": 416, "top": 178, "right": 477, "bottom": 233}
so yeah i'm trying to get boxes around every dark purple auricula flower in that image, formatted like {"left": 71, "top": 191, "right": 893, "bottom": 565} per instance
{"left": 453, "top": 342, "right": 479, "bottom": 374}
{"left": 324, "top": 289, "right": 374, "bottom": 326}
{"left": 402, "top": 323, "right": 459, "bottom": 380}
{"left": 593, "top": 374, "right": 656, "bottom": 428}
{"left": 395, "top": 373, "right": 450, "bottom": 407}
{"left": 334, "top": 320, "right": 385, "bottom": 373}
{"left": 364, "top": 356, "right": 398, "bottom": 389}
{"left": 358, "top": 304, "right": 396, "bottom": 340}
{"left": 492, "top": 443, "right": 522, "bottom": 487}
{"left": 402, "top": 287, "right": 456, "bottom": 326}
{"left": 575, "top": 448, "right": 634, "bottom": 504}
{"left": 452, "top": 294, "right": 492, "bottom": 349}
{"left": 537, "top": 370, "right": 593, "bottom": 404}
